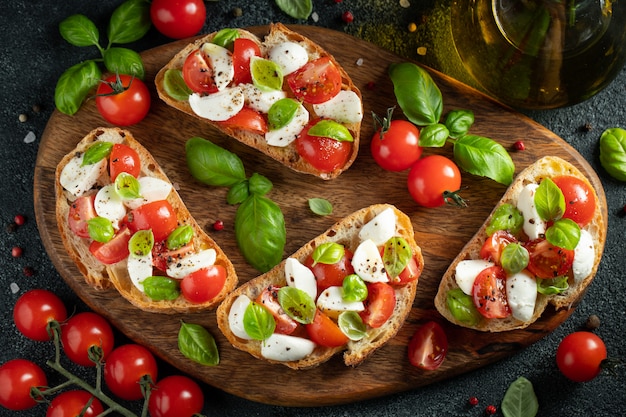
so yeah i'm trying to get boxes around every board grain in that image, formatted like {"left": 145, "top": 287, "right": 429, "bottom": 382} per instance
{"left": 34, "top": 26, "right": 607, "bottom": 406}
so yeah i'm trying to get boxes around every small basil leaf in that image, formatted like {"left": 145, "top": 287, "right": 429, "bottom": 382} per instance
{"left": 251, "top": 56, "right": 284, "bottom": 91}
{"left": 277, "top": 287, "right": 315, "bottom": 324}
{"left": 212, "top": 28, "right": 240, "bottom": 48}
{"left": 453, "top": 134, "right": 515, "bottom": 185}
{"left": 178, "top": 321, "right": 219, "bottom": 366}
{"left": 275, "top": 0, "right": 313, "bottom": 19}
{"left": 226, "top": 180, "right": 250, "bottom": 205}
{"left": 59, "top": 14, "right": 99, "bottom": 47}
{"left": 82, "top": 141, "right": 114, "bottom": 166}
{"left": 114, "top": 172, "right": 142, "bottom": 199}
{"left": 486, "top": 203, "right": 524, "bottom": 236}
{"left": 534, "top": 178, "right": 566, "bottom": 222}
{"left": 382, "top": 237, "right": 413, "bottom": 279}
{"left": 599, "top": 127, "right": 626, "bottom": 181}
{"left": 128, "top": 230, "right": 154, "bottom": 257}
{"left": 248, "top": 172, "right": 273, "bottom": 196}
{"left": 107, "top": 0, "right": 151, "bottom": 45}
{"left": 243, "top": 301, "right": 276, "bottom": 341}
{"left": 312, "top": 242, "right": 345, "bottom": 265}
{"left": 446, "top": 288, "right": 481, "bottom": 326}
{"left": 338, "top": 311, "right": 367, "bottom": 341}
{"left": 308, "top": 198, "right": 333, "bottom": 216}
{"left": 537, "top": 276, "right": 569, "bottom": 295}
{"left": 167, "top": 225, "right": 194, "bottom": 250}
{"left": 342, "top": 274, "right": 368, "bottom": 302}
{"left": 186, "top": 137, "right": 247, "bottom": 187}
{"left": 419, "top": 123, "right": 449, "bottom": 147}
{"left": 308, "top": 119, "right": 354, "bottom": 142}
{"left": 444, "top": 109, "right": 474, "bottom": 138}
{"left": 501, "top": 376, "right": 538, "bottom": 417}
{"left": 103, "top": 47, "right": 145, "bottom": 79}
{"left": 268, "top": 98, "right": 300, "bottom": 130}
{"left": 500, "top": 243, "right": 529, "bottom": 275}
{"left": 545, "top": 218, "right": 581, "bottom": 250}
{"left": 163, "top": 69, "right": 193, "bottom": 101}
{"left": 87, "top": 217, "right": 114, "bottom": 243}
{"left": 389, "top": 62, "right": 443, "bottom": 126}
{"left": 55, "top": 60, "right": 102, "bottom": 115}
{"left": 143, "top": 276, "right": 180, "bottom": 301}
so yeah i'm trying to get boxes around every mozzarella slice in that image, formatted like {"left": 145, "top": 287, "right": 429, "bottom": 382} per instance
{"left": 455, "top": 259, "right": 495, "bottom": 295}
{"left": 285, "top": 258, "right": 317, "bottom": 300}
{"left": 200, "top": 42, "right": 234, "bottom": 91}
{"left": 189, "top": 88, "right": 245, "bottom": 121}
{"left": 240, "top": 83, "right": 287, "bottom": 113}
{"left": 166, "top": 249, "right": 217, "bottom": 279}
{"left": 351, "top": 239, "right": 389, "bottom": 282}
{"left": 516, "top": 183, "right": 547, "bottom": 240}
{"left": 506, "top": 270, "right": 537, "bottom": 322}
{"left": 267, "top": 41, "right": 309, "bottom": 75}
{"left": 94, "top": 184, "right": 126, "bottom": 228}
{"left": 358, "top": 207, "right": 397, "bottom": 246}
{"left": 265, "top": 103, "right": 309, "bottom": 147}
{"left": 125, "top": 177, "right": 172, "bottom": 210}
{"left": 261, "top": 333, "right": 316, "bottom": 362}
{"left": 573, "top": 229, "right": 595, "bottom": 282}
{"left": 313, "top": 90, "right": 363, "bottom": 124}
{"left": 127, "top": 252, "right": 153, "bottom": 292}
{"left": 228, "top": 294, "right": 253, "bottom": 340}
{"left": 59, "top": 155, "right": 107, "bottom": 197}
{"left": 316, "top": 286, "right": 364, "bottom": 317}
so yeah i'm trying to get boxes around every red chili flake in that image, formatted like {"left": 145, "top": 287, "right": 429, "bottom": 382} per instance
{"left": 485, "top": 404, "right": 497, "bottom": 415}
{"left": 468, "top": 396, "right": 479, "bottom": 406}
{"left": 513, "top": 140, "right": 525, "bottom": 151}
{"left": 213, "top": 220, "right": 224, "bottom": 231}
{"left": 14, "top": 214, "right": 26, "bottom": 226}
{"left": 12, "top": 247, "right": 23, "bottom": 258}
{"left": 342, "top": 11, "right": 354, "bottom": 23}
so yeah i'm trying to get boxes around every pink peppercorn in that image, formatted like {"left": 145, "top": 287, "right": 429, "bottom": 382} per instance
{"left": 342, "top": 11, "right": 354, "bottom": 23}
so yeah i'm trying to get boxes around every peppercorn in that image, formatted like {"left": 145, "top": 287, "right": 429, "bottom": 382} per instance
{"left": 19, "top": 113, "right": 28, "bottom": 122}
{"left": 232, "top": 7, "right": 242, "bottom": 17}
{"left": 585, "top": 314, "right": 601, "bottom": 330}
{"left": 468, "top": 396, "right": 479, "bottom": 406}
{"left": 12, "top": 247, "right": 23, "bottom": 258}
{"left": 341, "top": 11, "right": 354, "bottom": 24}
{"left": 213, "top": 220, "right": 224, "bottom": 231}
{"left": 514, "top": 140, "right": 525, "bottom": 151}
{"left": 14, "top": 214, "right": 26, "bottom": 226}
{"left": 23, "top": 266, "right": 35, "bottom": 277}
{"left": 485, "top": 404, "right": 497, "bottom": 415}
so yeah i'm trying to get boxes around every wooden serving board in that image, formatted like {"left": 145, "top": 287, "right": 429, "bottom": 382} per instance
{"left": 34, "top": 26, "right": 607, "bottom": 406}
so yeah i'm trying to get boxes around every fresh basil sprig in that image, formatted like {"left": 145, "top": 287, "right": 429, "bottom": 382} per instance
{"left": 178, "top": 321, "right": 219, "bottom": 366}
{"left": 275, "top": 0, "right": 313, "bottom": 19}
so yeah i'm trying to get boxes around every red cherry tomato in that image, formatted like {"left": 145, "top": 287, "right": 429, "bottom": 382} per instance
{"left": 472, "top": 266, "right": 511, "bottom": 319}
{"left": 109, "top": 143, "right": 141, "bottom": 180}
{"left": 150, "top": 0, "right": 206, "bottom": 39}
{"left": 89, "top": 225, "right": 132, "bottom": 264}
{"left": 296, "top": 120, "right": 353, "bottom": 174}
{"left": 407, "top": 155, "right": 462, "bottom": 208}
{"left": 388, "top": 255, "right": 422, "bottom": 285}
{"left": 480, "top": 230, "right": 517, "bottom": 264}
{"left": 13, "top": 289, "right": 67, "bottom": 341}
{"left": 408, "top": 321, "right": 448, "bottom": 370}
{"left": 96, "top": 74, "right": 151, "bottom": 126}
{"left": 46, "top": 390, "right": 104, "bottom": 417}
{"left": 286, "top": 57, "right": 342, "bottom": 104}
{"left": 360, "top": 282, "right": 396, "bottom": 328}
{"left": 182, "top": 49, "right": 218, "bottom": 94}
{"left": 68, "top": 194, "right": 97, "bottom": 238}
{"left": 104, "top": 344, "right": 158, "bottom": 401}
{"left": 370, "top": 120, "right": 422, "bottom": 171}
{"left": 232, "top": 38, "right": 261, "bottom": 85}
{"left": 306, "top": 309, "right": 349, "bottom": 347}
{"left": 552, "top": 175, "right": 596, "bottom": 227}
{"left": 61, "top": 312, "right": 115, "bottom": 367}
{"left": 126, "top": 200, "right": 178, "bottom": 242}
{"left": 556, "top": 331, "right": 607, "bottom": 382}
{"left": 148, "top": 375, "right": 204, "bottom": 417}
{"left": 256, "top": 286, "right": 299, "bottom": 335}
{"left": 180, "top": 265, "right": 227, "bottom": 304}
{"left": 525, "top": 238, "right": 574, "bottom": 279}
{"left": 219, "top": 107, "right": 268, "bottom": 135}
{"left": 0, "top": 359, "right": 47, "bottom": 411}
{"left": 304, "top": 249, "right": 355, "bottom": 292}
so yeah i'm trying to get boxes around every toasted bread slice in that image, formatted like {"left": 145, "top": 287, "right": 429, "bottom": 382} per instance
{"left": 216, "top": 204, "right": 423, "bottom": 369}
{"left": 434, "top": 156, "right": 605, "bottom": 331}
{"left": 55, "top": 127, "right": 238, "bottom": 313}
{"left": 155, "top": 23, "right": 362, "bottom": 180}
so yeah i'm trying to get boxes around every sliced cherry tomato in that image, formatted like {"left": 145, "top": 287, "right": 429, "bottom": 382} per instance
{"left": 472, "top": 266, "right": 511, "bottom": 319}
{"left": 360, "top": 282, "right": 396, "bottom": 328}
{"left": 306, "top": 309, "right": 349, "bottom": 347}
{"left": 46, "top": 390, "right": 104, "bottom": 417}
{"left": 256, "top": 285, "right": 299, "bottom": 335}
{"left": 104, "top": 344, "right": 158, "bottom": 401}
{"left": 109, "top": 143, "right": 141, "bottom": 180}
{"left": 552, "top": 175, "right": 596, "bottom": 227}
{"left": 407, "top": 155, "right": 462, "bottom": 208}
{"left": 388, "top": 255, "right": 422, "bottom": 285}
{"left": 148, "top": 375, "right": 204, "bottom": 417}
{"left": 126, "top": 200, "right": 178, "bottom": 242}
{"left": 152, "top": 240, "right": 194, "bottom": 272}
{"left": 525, "top": 238, "right": 574, "bottom": 279}
{"left": 89, "top": 225, "right": 132, "bottom": 264}
{"left": 0, "top": 359, "right": 47, "bottom": 411}
{"left": 180, "top": 265, "right": 227, "bottom": 304}
{"left": 556, "top": 331, "right": 607, "bottom": 382}
{"left": 219, "top": 107, "right": 268, "bottom": 134}
{"left": 286, "top": 57, "right": 342, "bottom": 104}
{"left": 96, "top": 74, "right": 151, "bottom": 126}
{"left": 182, "top": 49, "right": 218, "bottom": 94}
{"left": 13, "top": 289, "right": 67, "bottom": 341}
{"left": 61, "top": 312, "right": 115, "bottom": 367}
{"left": 68, "top": 194, "right": 97, "bottom": 238}
{"left": 304, "top": 248, "right": 355, "bottom": 291}
{"left": 296, "top": 120, "right": 353, "bottom": 173}
{"left": 371, "top": 120, "right": 422, "bottom": 171}
{"left": 480, "top": 230, "right": 518, "bottom": 264}
{"left": 408, "top": 321, "right": 448, "bottom": 370}
{"left": 150, "top": 0, "right": 206, "bottom": 39}
{"left": 232, "top": 38, "right": 261, "bottom": 85}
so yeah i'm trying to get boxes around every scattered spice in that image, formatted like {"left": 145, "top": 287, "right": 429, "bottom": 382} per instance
{"left": 232, "top": 7, "right": 242, "bottom": 17}
{"left": 579, "top": 122, "right": 593, "bottom": 132}
{"left": 408, "top": 22, "right": 417, "bottom": 32}
{"left": 355, "top": 57, "right": 364, "bottom": 66}
{"left": 585, "top": 314, "right": 601, "bottom": 330}
{"left": 23, "top": 266, "right": 35, "bottom": 277}
{"left": 19, "top": 113, "right": 28, "bottom": 122}
{"left": 366, "top": 81, "right": 376, "bottom": 90}
{"left": 14, "top": 214, "right": 26, "bottom": 226}
{"left": 468, "top": 396, "right": 479, "bottom": 406}
{"left": 213, "top": 220, "right": 224, "bottom": 231}
{"left": 485, "top": 404, "right": 497, "bottom": 415}
{"left": 416, "top": 46, "right": 427, "bottom": 56}
{"left": 342, "top": 11, "right": 354, "bottom": 23}
{"left": 514, "top": 140, "right": 525, "bottom": 151}
{"left": 12, "top": 247, "right": 23, "bottom": 258}
{"left": 32, "top": 103, "right": 42, "bottom": 113}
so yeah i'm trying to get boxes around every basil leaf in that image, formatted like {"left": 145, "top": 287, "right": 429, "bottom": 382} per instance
{"left": 114, "top": 172, "right": 142, "bottom": 199}
{"left": 312, "top": 242, "right": 345, "bottom": 265}
{"left": 500, "top": 243, "right": 529, "bottom": 275}
{"left": 444, "top": 109, "right": 474, "bottom": 138}
{"left": 251, "top": 56, "right": 283, "bottom": 91}
{"left": 277, "top": 287, "right": 315, "bottom": 324}
{"left": 163, "top": 69, "right": 193, "bottom": 101}
{"left": 268, "top": 98, "right": 299, "bottom": 130}
{"left": 453, "top": 135, "right": 515, "bottom": 185}
{"left": 82, "top": 141, "right": 113, "bottom": 166}
{"left": 108, "top": 0, "right": 151, "bottom": 45}
{"left": 226, "top": 180, "right": 250, "bottom": 205}
{"left": 87, "top": 217, "right": 114, "bottom": 243}
{"left": 128, "top": 230, "right": 154, "bottom": 257}
{"left": 382, "top": 237, "right": 412, "bottom": 278}
{"left": 419, "top": 123, "right": 449, "bottom": 147}
{"left": 388, "top": 62, "right": 443, "bottom": 126}
{"left": 186, "top": 137, "right": 247, "bottom": 187}
{"left": 103, "top": 47, "right": 145, "bottom": 79}
{"left": 308, "top": 198, "right": 333, "bottom": 216}
{"left": 235, "top": 194, "right": 286, "bottom": 272}
{"left": 248, "top": 172, "right": 273, "bottom": 196}
{"left": 545, "top": 218, "right": 581, "bottom": 250}
{"left": 275, "top": 0, "right": 313, "bottom": 19}
{"left": 143, "top": 276, "right": 180, "bottom": 301}
{"left": 342, "top": 274, "right": 368, "bottom": 302}
{"left": 486, "top": 203, "right": 524, "bottom": 236}
{"left": 167, "top": 225, "right": 194, "bottom": 250}
{"left": 501, "top": 376, "right": 538, "bottom": 417}
{"left": 212, "top": 28, "right": 240, "bottom": 48}
{"left": 338, "top": 311, "right": 367, "bottom": 341}
{"left": 534, "top": 178, "right": 565, "bottom": 221}
{"left": 59, "top": 14, "right": 99, "bottom": 47}
{"left": 178, "top": 321, "right": 219, "bottom": 366}
{"left": 599, "top": 127, "right": 626, "bottom": 181}
{"left": 446, "top": 288, "right": 481, "bottom": 326}
{"left": 537, "top": 276, "right": 569, "bottom": 295}
{"left": 55, "top": 60, "right": 102, "bottom": 115}
{"left": 243, "top": 301, "right": 276, "bottom": 341}
{"left": 307, "top": 120, "right": 354, "bottom": 142}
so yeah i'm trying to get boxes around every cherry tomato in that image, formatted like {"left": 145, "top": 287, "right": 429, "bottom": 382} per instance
{"left": 68, "top": 195, "right": 97, "bottom": 238}
{"left": 148, "top": 375, "right": 204, "bottom": 417}
{"left": 370, "top": 120, "right": 422, "bottom": 171}
{"left": 0, "top": 359, "right": 47, "bottom": 411}
{"left": 89, "top": 225, "right": 132, "bottom": 264}
{"left": 407, "top": 155, "right": 462, "bottom": 208}
{"left": 408, "top": 321, "right": 448, "bottom": 370}
{"left": 219, "top": 107, "right": 268, "bottom": 134}
{"left": 182, "top": 49, "right": 218, "bottom": 94}
{"left": 525, "top": 238, "right": 574, "bottom": 279}
{"left": 109, "top": 143, "right": 141, "bottom": 180}
{"left": 152, "top": 241, "right": 194, "bottom": 272}
{"left": 286, "top": 57, "right": 342, "bottom": 104}
{"left": 232, "top": 38, "right": 261, "bottom": 85}
{"left": 126, "top": 200, "right": 178, "bottom": 242}
{"left": 296, "top": 120, "right": 353, "bottom": 173}
{"left": 104, "top": 344, "right": 158, "bottom": 401}
{"left": 150, "top": 0, "right": 206, "bottom": 39}
{"left": 13, "top": 289, "right": 67, "bottom": 341}
{"left": 360, "top": 282, "right": 396, "bottom": 328}
{"left": 552, "top": 175, "right": 596, "bottom": 227}
{"left": 472, "top": 266, "right": 510, "bottom": 319}
{"left": 181, "top": 265, "right": 227, "bottom": 304}
{"left": 61, "top": 312, "right": 114, "bottom": 367}
{"left": 480, "top": 230, "right": 518, "bottom": 264}
{"left": 556, "top": 331, "right": 607, "bottom": 382}
{"left": 306, "top": 309, "right": 349, "bottom": 347}
{"left": 388, "top": 255, "right": 422, "bottom": 285}
{"left": 304, "top": 249, "right": 355, "bottom": 292}
{"left": 46, "top": 390, "right": 104, "bottom": 417}
{"left": 96, "top": 74, "right": 151, "bottom": 126}
{"left": 256, "top": 286, "right": 299, "bottom": 335}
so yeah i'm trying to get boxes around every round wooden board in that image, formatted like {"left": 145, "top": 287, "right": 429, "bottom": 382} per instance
{"left": 34, "top": 26, "right": 607, "bottom": 406}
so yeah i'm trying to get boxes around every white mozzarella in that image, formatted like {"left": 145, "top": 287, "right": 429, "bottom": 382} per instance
{"left": 228, "top": 294, "right": 253, "bottom": 340}
{"left": 284, "top": 258, "right": 317, "bottom": 300}
{"left": 455, "top": 259, "right": 495, "bottom": 295}
{"left": 200, "top": 42, "right": 234, "bottom": 91}
{"left": 351, "top": 239, "right": 389, "bottom": 282}
{"left": 261, "top": 333, "right": 316, "bottom": 362}
{"left": 265, "top": 103, "right": 309, "bottom": 147}
{"left": 166, "top": 249, "right": 217, "bottom": 279}
{"left": 59, "top": 155, "right": 107, "bottom": 197}
{"left": 240, "top": 83, "right": 287, "bottom": 113}
{"left": 573, "top": 229, "right": 595, "bottom": 282}
{"left": 506, "top": 270, "right": 537, "bottom": 322}
{"left": 516, "top": 183, "right": 547, "bottom": 240}
{"left": 316, "top": 286, "right": 364, "bottom": 315}
{"left": 312, "top": 90, "right": 363, "bottom": 124}
{"left": 358, "top": 207, "right": 397, "bottom": 246}
{"left": 189, "top": 88, "right": 245, "bottom": 121}
{"left": 125, "top": 177, "right": 172, "bottom": 210}
{"left": 94, "top": 184, "right": 126, "bottom": 228}
{"left": 267, "top": 41, "right": 309, "bottom": 75}
{"left": 127, "top": 252, "right": 153, "bottom": 292}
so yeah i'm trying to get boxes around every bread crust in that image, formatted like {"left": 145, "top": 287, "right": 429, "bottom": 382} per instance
{"left": 154, "top": 23, "right": 361, "bottom": 180}
{"left": 55, "top": 127, "right": 238, "bottom": 313}
{"left": 434, "top": 156, "right": 605, "bottom": 331}
{"left": 216, "top": 204, "right": 423, "bottom": 369}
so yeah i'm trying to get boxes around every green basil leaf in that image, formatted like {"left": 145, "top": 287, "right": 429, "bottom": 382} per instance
{"left": 103, "top": 47, "right": 145, "bottom": 79}
{"left": 275, "top": 0, "right": 313, "bottom": 19}
{"left": 226, "top": 180, "right": 250, "bottom": 205}
{"left": 114, "top": 172, "right": 142, "bottom": 199}
{"left": 178, "top": 321, "right": 219, "bottom": 366}
{"left": 501, "top": 376, "right": 538, "bottom": 417}
{"left": 453, "top": 134, "right": 515, "bottom": 185}
{"left": 212, "top": 28, "right": 240, "bottom": 48}
{"left": 388, "top": 62, "right": 443, "bottom": 126}
{"left": 55, "top": 60, "right": 102, "bottom": 115}
{"left": 167, "top": 225, "right": 194, "bottom": 250}
{"left": 308, "top": 198, "right": 333, "bottom": 216}
{"left": 338, "top": 311, "right": 367, "bottom": 341}
{"left": 142, "top": 276, "right": 180, "bottom": 300}
{"left": 308, "top": 120, "right": 354, "bottom": 142}
{"left": 312, "top": 242, "right": 345, "bottom": 265}
{"left": 235, "top": 194, "right": 286, "bottom": 272}
{"left": 545, "top": 218, "right": 581, "bottom": 250}
{"left": 243, "top": 301, "right": 276, "bottom": 341}
{"left": 251, "top": 56, "right": 284, "bottom": 91}
{"left": 382, "top": 237, "right": 412, "bottom": 279}
{"left": 87, "top": 217, "right": 114, "bottom": 243}
{"left": 342, "top": 274, "right": 368, "bottom": 302}
{"left": 537, "top": 276, "right": 569, "bottom": 295}
{"left": 444, "top": 109, "right": 474, "bottom": 138}
{"left": 107, "top": 0, "right": 151, "bottom": 45}
{"left": 59, "top": 14, "right": 99, "bottom": 47}
{"left": 185, "top": 137, "right": 247, "bottom": 187}
{"left": 419, "top": 123, "right": 449, "bottom": 147}
{"left": 446, "top": 288, "right": 481, "bottom": 326}
{"left": 128, "top": 230, "right": 154, "bottom": 257}
{"left": 486, "top": 203, "right": 524, "bottom": 236}
{"left": 248, "top": 172, "right": 273, "bottom": 196}
{"left": 82, "top": 141, "right": 113, "bottom": 166}
{"left": 268, "top": 98, "right": 299, "bottom": 130}
{"left": 163, "top": 69, "right": 193, "bottom": 101}
{"left": 500, "top": 243, "right": 529, "bottom": 275}
{"left": 534, "top": 178, "right": 566, "bottom": 222}
{"left": 277, "top": 287, "right": 316, "bottom": 324}
{"left": 599, "top": 127, "right": 626, "bottom": 181}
